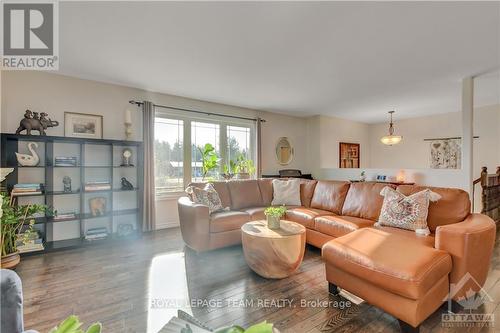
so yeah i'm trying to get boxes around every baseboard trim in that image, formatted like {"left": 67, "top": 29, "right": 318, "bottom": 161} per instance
{"left": 156, "top": 221, "right": 180, "bottom": 230}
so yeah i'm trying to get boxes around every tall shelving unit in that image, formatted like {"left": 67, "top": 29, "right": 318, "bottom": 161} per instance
{"left": 1, "top": 133, "right": 144, "bottom": 254}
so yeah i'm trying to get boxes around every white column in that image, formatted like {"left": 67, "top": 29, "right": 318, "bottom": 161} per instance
{"left": 462, "top": 77, "right": 474, "bottom": 194}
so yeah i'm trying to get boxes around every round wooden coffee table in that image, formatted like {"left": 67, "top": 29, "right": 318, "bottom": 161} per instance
{"left": 241, "top": 220, "right": 306, "bottom": 279}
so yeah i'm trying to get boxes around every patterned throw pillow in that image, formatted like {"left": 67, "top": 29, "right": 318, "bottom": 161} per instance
{"left": 376, "top": 186, "right": 441, "bottom": 235}
{"left": 185, "top": 183, "right": 224, "bottom": 214}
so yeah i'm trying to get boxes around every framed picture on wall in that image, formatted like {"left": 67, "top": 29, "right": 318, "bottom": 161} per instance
{"left": 64, "top": 112, "right": 103, "bottom": 139}
{"left": 339, "top": 142, "right": 360, "bottom": 168}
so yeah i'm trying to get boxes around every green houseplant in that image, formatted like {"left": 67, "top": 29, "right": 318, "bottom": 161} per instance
{"left": 222, "top": 160, "right": 238, "bottom": 180}
{"left": 1, "top": 194, "right": 47, "bottom": 269}
{"left": 49, "top": 315, "right": 101, "bottom": 333}
{"left": 199, "top": 143, "right": 219, "bottom": 180}
{"left": 264, "top": 206, "right": 286, "bottom": 230}
{"left": 235, "top": 154, "right": 256, "bottom": 179}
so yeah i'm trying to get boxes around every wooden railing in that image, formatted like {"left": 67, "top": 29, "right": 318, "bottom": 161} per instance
{"left": 473, "top": 166, "right": 500, "bottom": 223}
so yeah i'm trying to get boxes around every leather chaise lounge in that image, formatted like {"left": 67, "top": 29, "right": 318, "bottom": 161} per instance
{"left": 178, "top": 179, "right": 496, "bottom": 332}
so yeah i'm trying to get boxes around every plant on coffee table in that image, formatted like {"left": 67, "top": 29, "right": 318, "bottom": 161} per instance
{"left": 264, "top": 206, "right": 286, "bottom": 230}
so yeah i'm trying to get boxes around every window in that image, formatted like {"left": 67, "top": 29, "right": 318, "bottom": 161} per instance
{"left": 154, "top": 118, "right": 184, "bottom": 194}
{"left": 154, "top": 109, "right": 256, "bottom": 196}
{"left": 191, "top": 121, "right": 220, "bottom": 182}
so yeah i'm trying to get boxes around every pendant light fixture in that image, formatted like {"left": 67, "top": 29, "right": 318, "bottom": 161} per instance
{"left": 380, "top": 111, "right": 402, "bottom": 145}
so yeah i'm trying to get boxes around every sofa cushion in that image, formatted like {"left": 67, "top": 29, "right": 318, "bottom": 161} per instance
{"left": 286, "top": 207, "right": 334, "bottom": 229}
{"left": 272, "top": 178, "right": 301, "bottom": 206}
{"left": 242, "top": 207, "right": 267, "bottom": 220}
{"left": 372, "top": 225, "right": 435, "bottom": 248}
{"left": 300, "top": 179, "right": 318, "bottom": 207}
{"left": 185, "top": 183, "right": 224, "bottom": 214}
{"left": 227, "top": 180, "right": 263, "bottom": 210}
{"left": 314, "top": 215, "right": 374, "bottom": 238}
{"left": 397, "top": 185, "right": 470, "bottom": 232}
{"left": 377, "top": 186, "right": 442, "bottom": 235}
{"left": 258, "top": 179, "right": 274, "bottom": 206}
{"left": 189, "top": 181, "right": 232, "bottom": 208}
{"left": 310, "top": 181, "right": 350, "bottom": 214}
{"left": 210, "top": 211, "right": 250, "bottom": 233}
{"left": 342, "top": 182, "right": 395, "bottom": 221}
{"left": 322, "top": 228, "right": 451, "bottom": 300}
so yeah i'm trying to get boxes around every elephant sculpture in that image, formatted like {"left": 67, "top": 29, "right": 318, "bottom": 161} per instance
{"left": 15, "top": 110, "right": 59, "bottom": 135}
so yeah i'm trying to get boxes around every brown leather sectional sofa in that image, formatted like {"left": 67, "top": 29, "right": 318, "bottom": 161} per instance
{"left": 178, "top": 179, "right": 496, "bottom": 331}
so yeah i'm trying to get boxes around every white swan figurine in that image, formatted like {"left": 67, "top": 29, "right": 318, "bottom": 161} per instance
{"left": 15, "top": 142, "right": 40, "bottom": 166}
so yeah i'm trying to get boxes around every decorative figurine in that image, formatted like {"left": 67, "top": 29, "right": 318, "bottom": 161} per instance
{"left": 15, "top": 109, "right": 59, "bottom": 135}
{"left": 63, "top": 176, "right": 72, "bottom": 193}
{"left": 89, "top": 197, "right": 107, "bottom": 217}
{"left": 117, "top": 223, "right": 134, "bottom": 237}
{"left": 121, "top": 177, "right": 134, "bottom": 190}
{"left": 0, "top": 168, "right": 14, "bottom": 193}
{"left": 360, "top": 171, "right": 366, "bottom": 182}
{"left": 121, "top": 148, "right": 133, "bottom": 166}
{"left": 0, "top": 168, "right": 14, "bottom": 183}
{"left": 15, "top": 142, "right": 40, "bottom": 166}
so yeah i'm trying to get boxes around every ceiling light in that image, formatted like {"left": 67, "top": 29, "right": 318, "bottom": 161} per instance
{"left": 380, "top": 111, "right": 402, "bottom": 145}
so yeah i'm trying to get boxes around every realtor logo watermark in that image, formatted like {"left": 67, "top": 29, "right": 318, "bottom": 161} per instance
{"left": 1, "top": 0, "right": 59, "bottom": 70}
{"left": 442, "top": 273, "right": 495, "bottom": 328}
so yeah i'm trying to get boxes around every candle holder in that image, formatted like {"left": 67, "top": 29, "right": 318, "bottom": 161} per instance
{"left": 125, "top": 122, "right": 132, "bottom": 140}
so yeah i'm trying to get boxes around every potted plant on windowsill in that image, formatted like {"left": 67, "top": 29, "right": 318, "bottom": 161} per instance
{"left": 1, "top": 194, "right": 47, "bottom": 269}
{"left": 235, "top": 154, "right": 256, "bottom": 180}
{"left": 199, "top": 143, "right": 219, "bottom": 181}
{"left": 222, "top": 160, "right": 237, "bottom": 180}
{"left": 264, "top": 206, "right": 286, "bottom": 230}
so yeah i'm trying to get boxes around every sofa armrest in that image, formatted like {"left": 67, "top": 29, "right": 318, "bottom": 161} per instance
{"left": 1, "top": 269, "right": 25, "bottom": 333}
{"left": 177, "top": 196, "right": 210, "bottom": 252}
{"left": 435, "top": 213, "right": 496, "bottom": 299}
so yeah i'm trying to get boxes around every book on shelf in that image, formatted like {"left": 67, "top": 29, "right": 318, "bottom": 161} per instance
{"left": 12, "top": 183, "right": 44, "bottom": 196}
{"left": 11, "top": 190, "right": 43, "bottom": 196}
{"left": 54, "top": 156, "right": 78, "bottom": 166}
{"left": 84, "top": 182, "right": 111, "bottom": 191}
{"left": 17, "top": 243, "right": 45, "bottom": 253}
{"left": 54, "top": 163, "right": 77, "bottom": 167}
{"left": 52, "top": 212, "right": 77, "bottom": 221}
{"left": 86, "top": 227, "right": 108, "bottom": 235}
{"left": 85, "top": 227, "right": 109, "bottom": 240}
{"left": 84, "top": 234, "right": 108, "bottom": 241}
{"left": 16, "top": 231, "right": 44, "bottom": 253}
{"left": 14, "top": 183, "right": 42, "bottom": 188}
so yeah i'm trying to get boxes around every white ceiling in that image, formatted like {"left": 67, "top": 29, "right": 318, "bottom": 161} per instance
{"left": 58, "top": 2, "right": 500, "bottom": 123}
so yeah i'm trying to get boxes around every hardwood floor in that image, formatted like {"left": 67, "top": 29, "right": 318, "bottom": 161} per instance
{"left": 15, "top": 227, "right": 500, "bottom": 333}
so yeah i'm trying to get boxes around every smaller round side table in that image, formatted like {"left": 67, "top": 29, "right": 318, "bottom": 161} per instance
{"left": 241, "top": 220, "right": 306, "bottom": 279}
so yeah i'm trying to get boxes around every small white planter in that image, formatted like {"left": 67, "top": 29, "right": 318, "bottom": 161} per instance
{"left": 267, "top": 215, "right": 281, "bottom": 229}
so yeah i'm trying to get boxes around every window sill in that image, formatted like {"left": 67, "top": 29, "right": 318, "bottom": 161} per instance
{"left": 156, "top": 192, "right": 185, "bottom": 201}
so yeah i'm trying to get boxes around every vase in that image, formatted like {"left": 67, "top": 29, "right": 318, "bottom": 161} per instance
{"left": 267, "top": 215, "right": 281, "bottom": 230}
{"left": 1, "top": 251, "right": 20, "bottom": 269}
{"left": 236, "top": 172, "right": 250, "bottom": 180}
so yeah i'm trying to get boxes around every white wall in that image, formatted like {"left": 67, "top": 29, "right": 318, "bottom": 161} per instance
{"left": 312, "top": 105, "right": 500, "bottom": 211}
{"left": 1, "top": 71, "right": 309, "bottom": 229}
{"left": 368, "top": 105, "right": 499, "bottom": 174}
{"left": 306, "top": 115, "right": 371, "bottom": 175}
